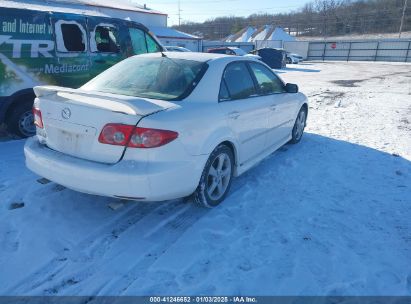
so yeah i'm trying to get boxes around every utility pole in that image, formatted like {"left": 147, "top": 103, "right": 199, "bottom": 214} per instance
{"left": 178, "top": 0, "right": 181, "bottom": 27}
{"left": 399, "top": 0, "right": 408, "bottom": 38}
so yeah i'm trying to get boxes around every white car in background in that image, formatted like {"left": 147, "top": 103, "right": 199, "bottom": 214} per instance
{"left": 286, "top": 52, "right": 304, "bottom": 64}
{"left": 164, "top": 46, "right": 192, "bottom": 52}
{"left": 25, "top": 52, "right": 308, "bottom": 208}
{"left": 207, "top": 47, "right": 262, "bottom": 60}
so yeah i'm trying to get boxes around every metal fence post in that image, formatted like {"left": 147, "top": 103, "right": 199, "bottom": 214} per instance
{"left": 374, "top": 41, "right": 380, "bottom": 61}
{"left": 322, "top": 42, "right": 326, "bottom": 61}
{"left": 347, "top": 42, "right": 352, "bottom": 62}
{"left": 406, "top": 41, "right": 411, "bottom": 62}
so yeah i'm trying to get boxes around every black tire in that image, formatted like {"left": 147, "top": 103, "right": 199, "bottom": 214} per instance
{"left": 289, "top": 107, "right": 307, "bottom": 144}
{"left": 287, "top": 58, "right": 292, "bottom": 64}
{"left": 6, "top": 99, "right": 35, "bottom": 138}
{"left": 192, "top": 145, "right": 234, "bottom": 208}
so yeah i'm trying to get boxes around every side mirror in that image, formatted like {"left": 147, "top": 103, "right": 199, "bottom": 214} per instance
{"left": 285, "top": 83, "right": 299, "bottom": 93}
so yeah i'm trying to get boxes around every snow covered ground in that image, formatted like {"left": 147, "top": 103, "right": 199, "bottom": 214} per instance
{"left": 0, "top": 61, "right": 410, "bottom": 296}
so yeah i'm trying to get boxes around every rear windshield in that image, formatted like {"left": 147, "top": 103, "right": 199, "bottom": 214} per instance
{"left": 82, "top": 56, "right": 207, "bottom": 101}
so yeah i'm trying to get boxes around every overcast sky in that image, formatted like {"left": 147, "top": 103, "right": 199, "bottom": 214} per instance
{"left": 143, "top": 0, "right": 311, "bottom": 26}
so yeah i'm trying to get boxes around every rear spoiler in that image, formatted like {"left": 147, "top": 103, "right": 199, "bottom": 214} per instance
{"left": 33, "top": 86, "right": 76, "bottom": 98}
{"left": 33, "top": 86, "right": 176, "bottom": 116}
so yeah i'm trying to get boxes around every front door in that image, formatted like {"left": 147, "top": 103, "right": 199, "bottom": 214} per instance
{"left": 248, "top": 62, "right": 296, "bottom": 147}
{"left": 87, "top": 17, "right": 125, "bottom": 78}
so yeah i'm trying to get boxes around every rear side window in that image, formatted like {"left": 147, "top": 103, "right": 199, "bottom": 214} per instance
{"left": 249, "top": 62, "right": 285, "bottom": 95}
{"left": 220, "top": 62, "right": 256, "bottom": 100}
{"left": 55, "top": 21, "right": 86, "bottom": 52}
{"left": 93, "top": 25, "right": 119, "bottom": 53}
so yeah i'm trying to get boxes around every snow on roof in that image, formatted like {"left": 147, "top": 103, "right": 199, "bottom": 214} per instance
{"left": 1, "top": 0, "right": 166, "bottom": 16}
{"left": 226, "top": 26, "right": 257, "bottom": 43}
{"left": 251, "top": 25, "right": 295, "bottom": 42}
{"left": 149, "top": 26, "right": 201, "bottom": 40}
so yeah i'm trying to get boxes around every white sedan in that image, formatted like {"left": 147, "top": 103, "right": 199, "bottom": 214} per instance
{"left": 25, "top": 52, "right": 308, "bottom": 208}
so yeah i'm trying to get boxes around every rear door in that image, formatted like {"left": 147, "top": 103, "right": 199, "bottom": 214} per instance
{"left": 218, "top": 61, "right": 271, "bottom": 165}
{"left": 248, "top": 62, "right": 298, "bottom": 146}
{"left": 51, "top": 13, "right": 91, "bottom": 88}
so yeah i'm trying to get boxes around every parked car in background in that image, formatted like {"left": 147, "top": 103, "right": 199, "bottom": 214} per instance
{"left": 249, "top": 48, "right": 287, "bottom": 69}
{"left": 207, "top": 47, "right": 261, "bottom": 60}
{"left": 165, "top": 46, "right": 191, "bottom": 52}
{"left": 0, "top": 5, "right": 163, "bottom": 138}
{"left": 286, "top": 52, "right": 304, "bottom": 64}
{"left": 25, "top": 52, "right": 308, "bottom": 207}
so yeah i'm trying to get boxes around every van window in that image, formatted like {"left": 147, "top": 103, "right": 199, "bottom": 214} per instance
{"left": 56, "top": 21, "right": 86, "bottom": 52}
{"left": 146, "top": 33, "right": 162, "bottom": 53}
{"left": 93, "top": 26, "right": 119, "bottom": 53}
{"left": 129, "top": 28, "right": 148, "bottom": 55}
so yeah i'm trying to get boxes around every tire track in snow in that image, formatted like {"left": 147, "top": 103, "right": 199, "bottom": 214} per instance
{"left": 22, "top": 200, "right": 195, "bottom": 295}
{"left": 97, "top": 205, "right": 208, "bottom": 295}
{"left": 7, "top": 200, "right": 171, "bottom": 294}
{"left": 39, "top": 202, "right": 207, "bottom": 296}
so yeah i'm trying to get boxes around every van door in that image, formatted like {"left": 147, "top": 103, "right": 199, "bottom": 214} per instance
{"left": 51, "top": 13, "right": 90, "bottom": 88}
{"left": 87, "top": 17, "right": 126, "bottom": 78}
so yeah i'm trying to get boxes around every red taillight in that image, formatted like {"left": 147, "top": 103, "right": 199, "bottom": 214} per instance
{"left": 98, "top": 124, "right": 134, "bottom": 146}
{"left": 129, "top": 127, "right": 178, "bottom": 148}
{"left": 98, "top": 124, "right": 178, "bottom": 148}
{"left": 32, "top": 107, "right": 43, "bottom": 129}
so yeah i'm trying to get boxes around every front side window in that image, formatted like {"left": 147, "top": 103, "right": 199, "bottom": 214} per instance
{"left": 249, "top": 62, "right": 285, "bottom": 95}
{"left": 220, "top": 62, "right": 256, "bottom": 100}
{"left": 55, "top": 21, "right": 86, "bottom": 52}
{"left": 129, "top": 28, "right": 148, "bottom": 55}
{"left": 82, "top": 56, "right": 206, "bottom": 101}
{"left": 93, "top": 25, "right": 119, "bottom": 53}
{"left": 146, "top": 33, "right": 162, "bottom": 53}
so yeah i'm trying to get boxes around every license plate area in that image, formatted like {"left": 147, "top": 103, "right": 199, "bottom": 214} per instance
{"left": 44, "top": 118, "right": 97, "bottom": 157}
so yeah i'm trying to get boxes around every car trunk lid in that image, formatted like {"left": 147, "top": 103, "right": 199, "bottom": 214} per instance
{"left": 34, "top": 86, "right": 175, "bottom": 164}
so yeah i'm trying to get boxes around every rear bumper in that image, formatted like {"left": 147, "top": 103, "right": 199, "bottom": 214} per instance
{"left": 24, "top": 137, "right": 208, "bottom": 201}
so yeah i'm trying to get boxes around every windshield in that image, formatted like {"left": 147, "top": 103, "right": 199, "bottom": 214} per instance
{"left": 82, "top": 56, "right": 207, "bottom": 101}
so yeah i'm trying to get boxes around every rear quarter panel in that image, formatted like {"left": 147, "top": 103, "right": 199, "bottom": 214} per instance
{"left": 138, "top": 101, "right": 239, "bottom": 158}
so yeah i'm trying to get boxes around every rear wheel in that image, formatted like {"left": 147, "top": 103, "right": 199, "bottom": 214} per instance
{"left": 6, "top": 99, "right": 36, "bottom": 138}
{"left": 289, "top": 107, "right": 307, "bottom": 144}
{"left": 192, "top": 145, "right": 234, "bottom": 208}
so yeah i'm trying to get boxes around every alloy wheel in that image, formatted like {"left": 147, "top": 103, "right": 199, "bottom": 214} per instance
{"left": 206, "top": 153, "right": 232, "bottom": 201}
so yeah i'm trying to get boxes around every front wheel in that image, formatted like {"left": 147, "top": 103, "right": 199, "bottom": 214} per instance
{"left": 192, "top": 145, "right": 234, "bottom": 208}
{"left": 289, "top": 107, "right": 307, "bottom": 144}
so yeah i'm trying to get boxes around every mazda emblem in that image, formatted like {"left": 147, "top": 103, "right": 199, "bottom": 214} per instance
{"left": 61, "top": 108, "right": 71, "bottom": 120}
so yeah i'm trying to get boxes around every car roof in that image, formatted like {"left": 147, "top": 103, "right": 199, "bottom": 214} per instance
{"left": 136, "top": 51, "right": 251, "bottom": 63}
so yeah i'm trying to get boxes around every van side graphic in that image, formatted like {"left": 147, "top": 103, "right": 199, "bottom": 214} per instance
{"left": 0, "top": 6, "right": 163, "bottom": 137}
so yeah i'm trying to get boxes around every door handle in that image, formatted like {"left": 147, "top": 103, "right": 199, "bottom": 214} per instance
{"left": 270, "top": 105, "right": 277, "bottom": 111}
{"left": 228, "top": 111, "right": 240, "bottom": 120}
{"left": 94, "top": 59, "right": 106, "bottom": 64}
